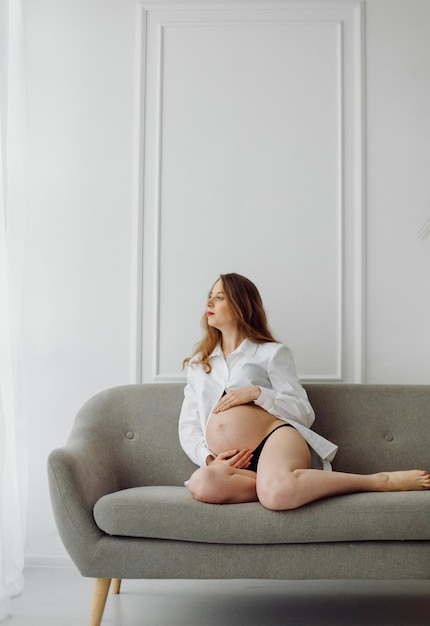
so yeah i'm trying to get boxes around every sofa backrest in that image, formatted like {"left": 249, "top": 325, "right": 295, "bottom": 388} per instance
{"left": 69, "top": 384, "right": 196, "bottom": 488}
{"left": 305, "top": 384, "right": 430, "bottom": 474}
{"left": 68, "top": 383, "right": 430, "bottom": 487}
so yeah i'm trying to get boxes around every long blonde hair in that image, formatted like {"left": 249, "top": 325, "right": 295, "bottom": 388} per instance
{"left": 183, "top": 273, "right": 277, "bottom": 373}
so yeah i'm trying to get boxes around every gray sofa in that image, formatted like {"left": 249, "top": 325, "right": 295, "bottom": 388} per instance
{"left": 48, "top": 383, "right": 430, "bottom": 625}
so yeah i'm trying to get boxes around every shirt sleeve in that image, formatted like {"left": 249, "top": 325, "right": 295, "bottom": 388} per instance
{"left": 178, "top": 365, "right": 214, "bottom": 467}
{"left": 253, "top": 344, "right": 315, "bottom": 428}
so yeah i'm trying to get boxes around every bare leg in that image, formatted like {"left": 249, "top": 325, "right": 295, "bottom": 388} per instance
{"left": 256, "top": 427, "right": 430, "bottom": 511}
{"left": 188, "top": 464, "right": 258, "bottom": 504}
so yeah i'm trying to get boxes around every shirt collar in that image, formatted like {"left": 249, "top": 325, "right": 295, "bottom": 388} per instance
{"left": 211, "top": 344, "right": 224, "bottom": 358}
{"left": 238, "top": 338, "right": 259, "bottom": 357}
{"left": 210, "top": 338, "right": 259, "bottom": 359}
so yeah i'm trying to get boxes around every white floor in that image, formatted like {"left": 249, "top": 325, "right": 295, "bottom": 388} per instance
{"left": 4, "top": 567, "right": 430, "bottom": 625}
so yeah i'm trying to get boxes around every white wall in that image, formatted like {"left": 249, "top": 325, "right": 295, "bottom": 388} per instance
{"left": 365, "top": 0, "right": 430, "bottom": 382}
{"left": 22, "top": 0, "right": 430, "bottom": 563}
{"left": 139, "top": 2, "right": 365, "bottom": 384}
{"left": 23, "top": 0, "right": 138, "bottom": 561}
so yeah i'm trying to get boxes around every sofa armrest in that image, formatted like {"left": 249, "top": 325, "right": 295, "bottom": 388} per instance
{"left": 48, "top": 442, "right": 121, "bottom": 573}
{"left": 48, "top": 382, "right": 196, "bottom": 573}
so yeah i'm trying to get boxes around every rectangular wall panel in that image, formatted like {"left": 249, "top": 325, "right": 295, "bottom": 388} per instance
{"left": 137, "top": 1, "right": 365, "bottom": 383}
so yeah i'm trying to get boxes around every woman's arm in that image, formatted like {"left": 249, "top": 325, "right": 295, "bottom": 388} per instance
{"left": 209, "top": 345, "right": 314, "bottom": 428}
{"left": 208, "top": 448, "right": 254, "bottom": 468}
{"left": 179, "top": 365, "right": 255, "bottom": 469}
{"left": 178, "top": 372, "right": 214, "bottom": 467}
{"left": 212, "top": 386, "right": 261, "bottom": 413}
{"left": 254, "top": 343, "right": 315, "bottom": 427}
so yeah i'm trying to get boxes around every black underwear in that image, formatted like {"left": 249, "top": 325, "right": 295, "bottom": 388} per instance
{"left": 248, "top": 424, "right": 292, "bottom": 473}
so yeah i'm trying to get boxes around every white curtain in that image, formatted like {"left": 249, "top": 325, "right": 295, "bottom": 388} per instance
{"left": 0, "top": 0, "right": 27, "bottom": 620}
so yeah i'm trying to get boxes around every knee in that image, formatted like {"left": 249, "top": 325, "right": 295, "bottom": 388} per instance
{"left": 188, "top": 466, "right": 229, "bottom": 504}
{"left": 257, "top": 474, "right": 302, "bottom": 511}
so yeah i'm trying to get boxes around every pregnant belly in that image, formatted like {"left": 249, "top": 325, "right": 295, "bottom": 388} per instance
{"left": 206, "top": 404, "right": 283, "bottom": 455}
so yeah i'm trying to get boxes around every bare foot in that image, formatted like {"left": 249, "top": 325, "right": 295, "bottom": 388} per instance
{"left": 373, "top": 470, "right": 430, "bottom": 492}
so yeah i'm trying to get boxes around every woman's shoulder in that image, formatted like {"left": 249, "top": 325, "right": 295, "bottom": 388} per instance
{"left": 186, "top": 344, "right": 223, "bottom": 371}
{"left": 186, "top": 353, "right": 205, "bottom": 369}
{"left": 248, "top": 340, "right": 293, "bottom": 359}
{"left": 188, "top": 344, "right": 222, "bottom": 362}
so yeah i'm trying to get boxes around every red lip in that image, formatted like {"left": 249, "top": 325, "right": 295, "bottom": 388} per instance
{"left": 207, "top": 311, "right": 214, "bottom": 316}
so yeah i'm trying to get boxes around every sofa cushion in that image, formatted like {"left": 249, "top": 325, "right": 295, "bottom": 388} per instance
{"left": 93, "top": 486, "right": 430, "bottom": 544}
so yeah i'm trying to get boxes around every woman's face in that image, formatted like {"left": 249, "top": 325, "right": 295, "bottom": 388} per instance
{"left": 206, "top": 279, "right": 237, "bottom": 332}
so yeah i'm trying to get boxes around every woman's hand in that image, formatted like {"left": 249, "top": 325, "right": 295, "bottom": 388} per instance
{"left": 213, "top": 386, "right": 261, "bottom": 413}
{"left": 207, "top": 448, "right": 253, "bottom": 469}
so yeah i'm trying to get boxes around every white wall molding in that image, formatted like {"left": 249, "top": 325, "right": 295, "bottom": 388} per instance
{"left": 135, "top": 1, "right": 365, "bottom": 383}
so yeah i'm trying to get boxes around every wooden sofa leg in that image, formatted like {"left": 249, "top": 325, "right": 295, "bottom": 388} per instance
{"left": 90, "top": 578, "right": 111, "bottom": 626}
{"left": 111, "top": 579, "right": 122, "bottom": 594}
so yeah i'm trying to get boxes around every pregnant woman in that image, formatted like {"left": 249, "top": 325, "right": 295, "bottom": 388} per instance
{"left": 179, "top": 273, "right": 430, "bottom": 509}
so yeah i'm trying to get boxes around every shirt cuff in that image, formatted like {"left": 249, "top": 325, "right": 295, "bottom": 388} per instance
{"left": 199, "top": 444, "right": 215, "bottom": 467}
{"left": 254, "top": 386, "right": 274, "bottom": 413}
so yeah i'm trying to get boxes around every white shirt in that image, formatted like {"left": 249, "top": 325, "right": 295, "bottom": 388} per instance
{"left": 178, "top": 339, "right": 338, "bottom": 470}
